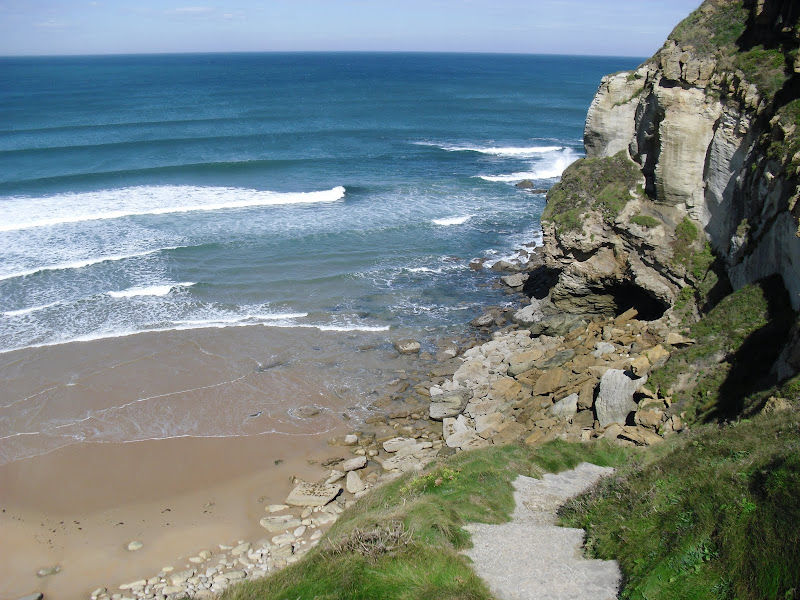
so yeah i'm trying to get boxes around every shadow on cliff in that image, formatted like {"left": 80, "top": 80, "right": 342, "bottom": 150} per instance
{"left": 706, "top": 275, "right": 796, "bottom": 422}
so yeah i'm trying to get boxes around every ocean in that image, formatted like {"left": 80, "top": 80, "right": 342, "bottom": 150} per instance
{"left": 0, "top": 52, "right": 642, "bottom": 463}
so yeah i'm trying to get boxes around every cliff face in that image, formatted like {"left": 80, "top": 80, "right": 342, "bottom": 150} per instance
{"left": 543, "top": 0, "right": 800, "bottom": 315}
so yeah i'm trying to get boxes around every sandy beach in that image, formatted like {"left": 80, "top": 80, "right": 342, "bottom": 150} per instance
{"left": 0, "top": 325, "right": 424, "bottom": 599}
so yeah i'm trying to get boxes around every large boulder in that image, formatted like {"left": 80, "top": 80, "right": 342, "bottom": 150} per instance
{"left": 595, "top": 369, "right": 646, "bottom": 427}
{"left": 429, "top": 389, "right": 470, "bottom": 420}
{"left": 549, "top": 393, "right": 579, "bottom": 421}
{"left": 286, "top": 482, "right": 341, "bottom": 507}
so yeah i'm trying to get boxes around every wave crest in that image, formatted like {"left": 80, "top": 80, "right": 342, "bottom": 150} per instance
{"left": 107, "top": 282, "right": 195, "bottom": 298}
{"left": 0, "top": 185, "right": 346, "bottom": 233}
{"left": 432, "top": 215, "right": 471, "bottom": 226}
{"left": 417, "top": 142, "right": 563, "bottom": 157}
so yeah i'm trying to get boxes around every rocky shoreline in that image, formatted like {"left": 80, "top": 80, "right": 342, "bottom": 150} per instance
{"left": 65, "top": 244, "right": 693, "bottom": 600}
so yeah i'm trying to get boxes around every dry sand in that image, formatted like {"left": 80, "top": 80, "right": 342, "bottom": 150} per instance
{"left": 0, "top": 423, "right": 358, "bottom": 599}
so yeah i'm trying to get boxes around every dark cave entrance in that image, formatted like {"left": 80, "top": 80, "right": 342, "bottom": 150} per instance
{"left": 609, "top": 283, "right": 669, "bottom": 321}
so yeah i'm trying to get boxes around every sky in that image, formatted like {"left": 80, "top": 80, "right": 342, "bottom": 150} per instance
{"left": 0, "top": 1, "right": 703, "bottom": 57}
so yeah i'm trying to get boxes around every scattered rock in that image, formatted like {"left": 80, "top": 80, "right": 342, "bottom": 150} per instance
{"left": 490, "top": 260, "right": 521, "bottom": 273}
{"left": 592, "top": 341, "right": 616, "bottom": 358}
{"left": 126, "top": 540, "right": 143, "bottom": 552}
{"left": 295, "top": 406, "right": 321, "bottom": 418}
{"left": 343, "top": 434, "right": 359, "bottom": 445}
{"left": 470, "top": 312, "right": 496, "bottom": 328}
{"left": 508, "top": 348, "right": 544, "bottom": 376}
{"left": 549, "top": 393, "right": 579, "bottom": 420}
{"left": 169, "top": 569, "right": 195, "bottom": 586}
{"left": 341, "top": 456, "right": 367, "bottom": 471}
{"left": 469, "top": 258, "right": 486, "bottom": 271}
{"left": 666, "top": 332, "right": 695, "bottom": 347}
{"left": 501, "top": 273, "right": 529, "bottom": 289}
{"left": 595, "top": 369, "right": 645, "bottom": 427}
{"left": 630, "top": 354, "right": 651, "bottom": 376}
{"left": 394, "top": 340, "right": 421, "bottom": 354}
{"left": 36, "top": 566, "right": 60, "bottom": 577}
{"left": 383, "top": 437, "right": 417, "bottom": 452}
{"left": 446, "top": 429, "right": 489, "bottom": 450}
{"left": 286, "top": 482, "right": 342, "bottom": 507}
{"left": 346, "top": 471, "right": 366, "bottom": 494}
{"left": 644, "top": 344, "right": 670, "bottom": 367}
{"left": 429, "top": 389, "right": 470, "bottom": 420}
{"left": 260, "top": 515, "right": 302, "bottom": 532}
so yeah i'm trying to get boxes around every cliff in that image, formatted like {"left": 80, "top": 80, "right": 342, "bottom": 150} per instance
{"left": 541, "top": 0, "right": 800, "bottom": 320}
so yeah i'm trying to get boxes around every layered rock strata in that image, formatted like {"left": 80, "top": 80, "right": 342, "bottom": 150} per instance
{"left": 544, "top": 0, "right": 800, "bottom": 314}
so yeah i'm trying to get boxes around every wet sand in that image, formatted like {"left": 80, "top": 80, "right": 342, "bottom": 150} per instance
{"left": 0, "top": 325, "right": 417, "bottom": 600}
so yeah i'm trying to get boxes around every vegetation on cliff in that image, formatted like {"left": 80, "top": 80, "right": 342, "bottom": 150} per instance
{"left": 541, "top": 151, "right": 642, "bottom": 233}
{"left": 667, "top": 0, "right": 794, "bottom": 97}
{"left": 649, "top": 278, "right": 797, "bottom": 422}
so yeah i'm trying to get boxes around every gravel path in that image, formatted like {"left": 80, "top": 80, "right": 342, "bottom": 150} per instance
{"left": 462, "top": 462, "right": 620, "bottom": 600}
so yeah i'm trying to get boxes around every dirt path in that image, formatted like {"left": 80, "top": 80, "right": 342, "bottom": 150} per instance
{"left": 462, "top": 463, "right": 619, "bottom": 600}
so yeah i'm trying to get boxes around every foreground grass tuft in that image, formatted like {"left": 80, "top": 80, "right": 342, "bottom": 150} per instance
{"left": 220, "top": 441, "right": 629, "bottom": 600}
{"left": 559, "top": 410, "right": 800, "bottom": 600}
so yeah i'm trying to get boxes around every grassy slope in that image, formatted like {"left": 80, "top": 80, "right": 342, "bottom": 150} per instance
{"left": 560, "top": 411, "right": 800, "bottom": 600}
{"left": 560, "top": 281, "right": 800, "bottom": 600}
{"left": 220, "top": 442, "right": 629, "bottom": 600}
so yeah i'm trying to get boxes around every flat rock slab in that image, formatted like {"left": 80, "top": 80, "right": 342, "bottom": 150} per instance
{"left": 286, "top": 482, "right": 341, "bottom": 507}
{"left": 260, "top": 515, "right": 302, "bottom": 532}
{"left": 463, "top": 463, "right": 620, "bottom": 600}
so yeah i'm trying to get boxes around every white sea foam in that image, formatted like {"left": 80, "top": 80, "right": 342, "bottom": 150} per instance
{"left": 0, "top": 185, "right": 346, "bottom": 233}
{"left": 297, "top": 324, "right": 391, "bottom": 332}
{"left": 173, "top": 313, "right": 309, "bottom": 327}
{"left": 432, "top": 215, "right": 471, "bottom": 226}
{"left": 478, "top": 148, "right": 580, "bottom": 182}
{"left": 0, "top": 312, "right": 388, "bottom": 354}
{"left": 3, "top": 301, "right": 61, "bottom": 317}
{"left": 107, "top": 282, "right": 195, "bottom": 298}
{"left": 477, "top": 172, "right": 541, "bottom": 183}
{"left": 418, "top": 142, "right": 563, "bottom": 157}
{"left": 0, "top": 247, "right": 182, "bottom": 282}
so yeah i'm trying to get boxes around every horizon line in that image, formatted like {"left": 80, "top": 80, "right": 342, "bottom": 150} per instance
{"left": 0, "top": 49, "right": 648, "bottom": 60}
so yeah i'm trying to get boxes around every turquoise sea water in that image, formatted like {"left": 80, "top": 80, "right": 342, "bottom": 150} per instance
{"left": 0, "top": 52, "right": 642, "bottom": 353}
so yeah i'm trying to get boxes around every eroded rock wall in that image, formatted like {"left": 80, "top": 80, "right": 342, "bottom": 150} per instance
{"left": 547, "top": 2, "right": 800, "bottom": 312}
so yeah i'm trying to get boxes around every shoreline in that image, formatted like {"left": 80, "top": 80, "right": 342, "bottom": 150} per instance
{"left": 0, "top": 310, "right": 492, "bottom": 600}
{"left": 2, "top": 246, "right": 690, "bottom": 600}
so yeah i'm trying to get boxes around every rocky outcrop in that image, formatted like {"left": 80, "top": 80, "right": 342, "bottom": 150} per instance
{"left": 543, "top": 0, "right": 800, "bottom": 314}
{"left": 584, "top": 69, "right": 647, "bottom": 158}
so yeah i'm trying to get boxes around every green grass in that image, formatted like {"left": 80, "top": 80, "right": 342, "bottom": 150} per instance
{"left": 672, "top": 216, "right": 699, "bottom": 270}
{"left": 666, "top": 1, "right": 794, "bottom": 97}
{"left": 690, "top": 242, "right": 715, "bottom": 280}
{"left": 648, "top": 278, "right": 795, "bottom": 422}
{"left": 668, "top": 0, "right": 748, "bottom": 57}
{"left": 220, "top": 441, "right": 630, "bottom": 600}
{"left": 733, "top": 46, "right": 788, "bottom": 98}
{"left": 768, "top": 99, "right": 800, "bottom": 165}
{"left": 631, "top": 214, "right": 661, "bottom": 229}
{"left": 559, "top": 409, "right": 800, "bottom": 600}
{"left": 542, "top": 151, "right": 641, "bottom": 233}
